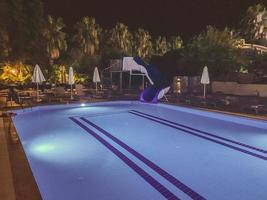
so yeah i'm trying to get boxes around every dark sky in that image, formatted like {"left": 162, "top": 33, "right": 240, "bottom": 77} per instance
{"left": 44, "top": 0, "right": 267, "bottom": 40}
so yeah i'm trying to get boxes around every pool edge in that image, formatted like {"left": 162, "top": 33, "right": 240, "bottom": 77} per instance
{"left": 1, "top": 114, "right": 42, "bottom": 200}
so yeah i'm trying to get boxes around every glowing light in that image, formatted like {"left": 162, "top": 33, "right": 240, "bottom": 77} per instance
{"left": 34, "top": 144, "right": 56, "bottom": 153}
{"left": 0, "top": 62, "right": 32, "bottom": 84}
{"left": 27, "top": 134, "right": 97, "bottom": 164}
{"left": 10, "top": 69, "right": 17, "bottom": 74}
{"left": 81, "top": 103, "right": 86, "bottom": 107}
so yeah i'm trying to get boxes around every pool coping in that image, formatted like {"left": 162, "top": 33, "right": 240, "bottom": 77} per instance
{"left": 0, "top": 114, "right": 42, "bottom": 200}
{"left": 0, "top": 113, "right": 16, "bottom": 200}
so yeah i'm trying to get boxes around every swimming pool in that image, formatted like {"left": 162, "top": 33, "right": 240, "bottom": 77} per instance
{"left": 12, "top": 101, "right": 267, "bottom": 200}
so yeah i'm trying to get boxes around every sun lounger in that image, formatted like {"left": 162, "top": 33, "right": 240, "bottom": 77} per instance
{"left": 49, "top": 86, "right": 67, "bottom": 102}
{"left": 250, "top": 104, "right": 265, "bottom": 114}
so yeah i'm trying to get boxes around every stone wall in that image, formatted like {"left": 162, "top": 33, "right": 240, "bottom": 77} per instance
{"left": 212, "top": 81, "right": 267, "bottom": 97}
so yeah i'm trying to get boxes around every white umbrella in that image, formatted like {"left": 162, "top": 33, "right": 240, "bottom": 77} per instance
{"left": 93, "top": 67, "right": 100, "bottom": 92}
{"left": 200, "top": 66, "right": 210, "bottom": 98}
{"left": 32, "top": 64, "right": 46, "bottom": 101}
{"left": 68, "top": 67, "right": 75, "bottom": 99}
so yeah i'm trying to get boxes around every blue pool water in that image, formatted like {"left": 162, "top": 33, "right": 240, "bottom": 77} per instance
{"left": 13, "top": 101, "right": 267, "bottom": 200}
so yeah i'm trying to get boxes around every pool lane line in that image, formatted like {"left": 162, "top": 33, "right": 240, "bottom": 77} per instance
{"left": 130, "top": 110, "right": 267, "bottom": 154}
{"left": 128, "top": 111, "right": 267, "bottom": 161}
{"left": 69, "top": 117, "right": 181, "bottom": 200}
{"left": 80, "top": 117, "right": 206, "bottom": 200}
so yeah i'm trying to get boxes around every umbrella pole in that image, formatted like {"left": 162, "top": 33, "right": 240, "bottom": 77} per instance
{"left": 96, "top": 82, "right": 97, "bottom": 93}
{"left": 204, "top": 84, "right": 206, "bottom": 98}
{"left": 70, "top": 84, "right": 73, "bottom": 100}
{"left": 37, "top": 83, "right": 39, "bottom": 102}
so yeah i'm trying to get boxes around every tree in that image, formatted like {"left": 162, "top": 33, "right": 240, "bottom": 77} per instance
{"left": 154, "top": 36, "right": 170, "bottom": 56}
{"left": 1, "top": 0, "right": 45, "bottom": 63}
{"left": 6, "top": 0, "right": 27, "bottom": 60}
{"left": 23, "top": 0, "right": 45, "bottom": 63}
{"left": 169, "top": 36, "right": 183, "bottom": 50}
{"left": 248, "top": 53, "right": 267, "bottom": 76}
{"left": 73, "top": 17, "right": 101, "bottom": 56}
{"left": 43, "top": 16, "right": 67, "bottom": 62}
{"left": 109, "top": 23, "right": 133, "bottom": 55}
{"left": 0, "top": 0, "right": 9, "bottom": 60}
{"left": 240, "top": 4, "right": 266, "bottom": 42}
{"left": 0, "top": 62, "right": 32, "bottom": 84}
{"left": 180, "top": 26, "right": 246, "bottom": 78}
{"left": 0, "top": 30, "right": 9, "bottom": 61}
{"left": 133, "top": 28, "right": 152, "bottom": 58}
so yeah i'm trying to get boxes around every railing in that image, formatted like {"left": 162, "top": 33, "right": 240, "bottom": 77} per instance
{"left": 239, "top": 42, "right": 267, "bottom": 53}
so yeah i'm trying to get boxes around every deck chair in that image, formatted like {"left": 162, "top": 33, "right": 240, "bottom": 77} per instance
{"left": 74, "top": 84, "right": 89, "bottom": 101}
{"left": 51, "top": 86, "right": 66, "bottom": 102}
{"left": 75, "top": 84, "right": 85, "bottom": 96}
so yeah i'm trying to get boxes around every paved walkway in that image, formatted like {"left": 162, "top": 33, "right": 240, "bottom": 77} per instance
{"left": 0, "top": 112, "right": 16, "bottom": 200}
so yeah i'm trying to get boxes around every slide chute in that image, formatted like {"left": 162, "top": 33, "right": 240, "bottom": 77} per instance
{"left": 123, "top": 57, "right": 170, "bottom": 103}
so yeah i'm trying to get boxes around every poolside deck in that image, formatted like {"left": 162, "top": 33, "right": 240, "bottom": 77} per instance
{"left": 0, "top": 111, "right": 16, "bottom": 200}
{"left": 0, "top": 112, "right": 42, "bottom": 200}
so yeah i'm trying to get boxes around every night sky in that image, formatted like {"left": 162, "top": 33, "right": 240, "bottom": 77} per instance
{"left": 44, "top": 0, "right": 267, "bottom": 40}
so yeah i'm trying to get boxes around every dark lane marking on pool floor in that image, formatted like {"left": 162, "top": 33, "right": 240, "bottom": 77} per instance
{"left": 80, "top": 117, "right": 206, "bottom": 200}
{"left": 69, "top": 117, "right": 181, "bottom": 200}
{"left": 130, "top": 110, "right": 267, "bottom": 154}
{"left": 129, "top": 111, "right": 267, "bottom": 161}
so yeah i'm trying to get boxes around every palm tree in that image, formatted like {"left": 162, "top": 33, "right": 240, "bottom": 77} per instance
{"left": 240, "top": 4, "right": 266, "bottom": 42}
{"left": 0, "top": 0, "right": 9, "bottom": 60}
{"left": 154, "top": 36, "right": 170, "bottom": 56}
{"left": 134, "top": 28, "right": 152, "bottom": 58}
{"left": 43, "top": 15, "right": 67, "bottom": 62}
{"left": 73, "top": 17, "right": 101, "bottom": 56}
{"left": 0, "top": 29, "right": 9, "bottom": 60}
{"left": 5, "top": 0, "right": 27, "bottom": 60}
{"left": 169, "top": 36, "right": 183, "bottom": 50}
{"left": 110, "top": 23, "right": 133, "bottom": 55}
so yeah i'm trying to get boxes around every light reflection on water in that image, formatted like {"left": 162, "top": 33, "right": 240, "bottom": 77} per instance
{"left": 27, "top": 133, "right": 98, "bottom": 165}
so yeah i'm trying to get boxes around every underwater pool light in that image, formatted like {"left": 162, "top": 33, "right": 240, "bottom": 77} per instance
{"left": 34, "top": 143, "right": 56, "bottom": 153}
